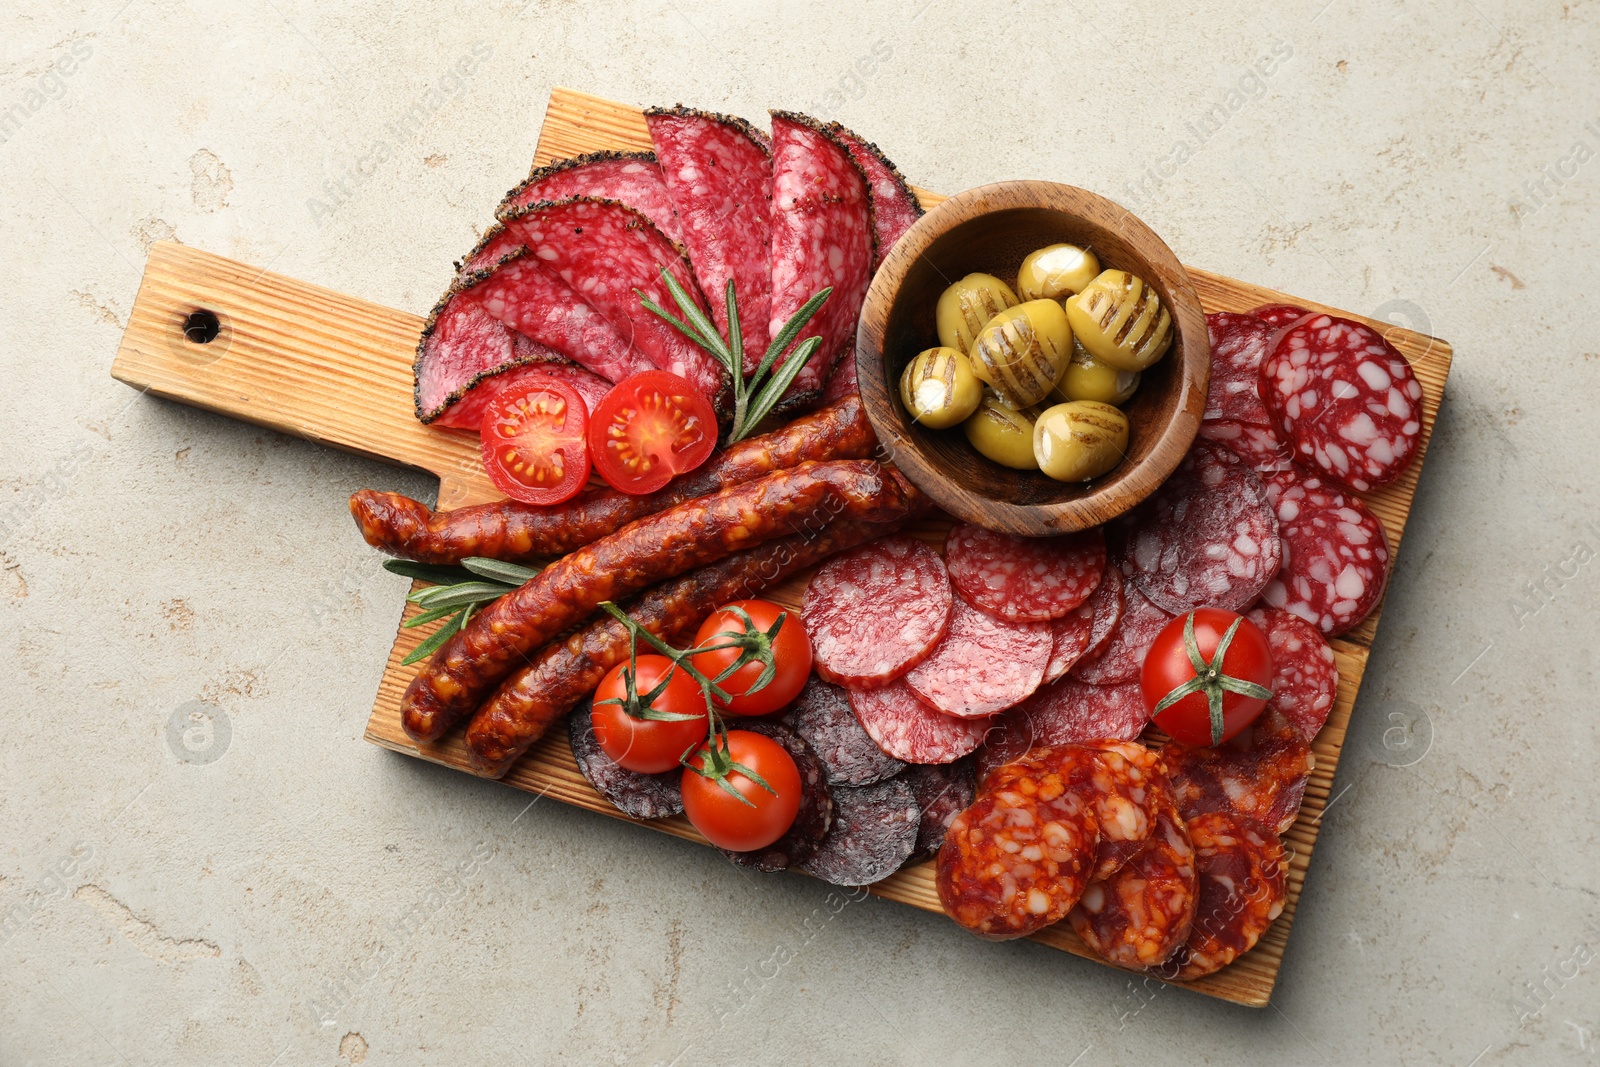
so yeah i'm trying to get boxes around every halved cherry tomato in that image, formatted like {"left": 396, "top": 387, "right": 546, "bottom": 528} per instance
{"left": 479, "top": 375, "right": 590, "bottom": 505}
{"left": 1141, "top": 607, "right": 1275, "bottom": 747}
{"left": 591, "top": 655, "right": 709, "bottom": 774}
{"left": 587, "top": 370, "right": 717, "bottom": 495}
{"left": 689, "top": 600, "right": 812, "bottom": 717}
{"left": 681, "top": 730, "right": 801, "bottom": 851}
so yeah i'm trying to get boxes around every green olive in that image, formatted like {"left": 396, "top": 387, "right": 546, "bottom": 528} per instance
{"left": 963, "top": 392, "right": 1040, "bottom": 470}
{"left": 1066, "top": 270, "right": 1173, "bottom": 372}
{"left": 1016, "top": 243, "right": 1101, "bottom": 301}
{"left": 899, "top": 347, "right": 982, "bottom": 429}
{"left": 1050, "top": 339, "right": 1140, "bottom": 406}
{"left": 967, "top": 299, "right": 1073, "bottom": 408}
{"left": 1033, "top": 401, "right": 1130, "bottom": 482}
{"left": 935, "top": 273, "right": 1018, "bottom": 353}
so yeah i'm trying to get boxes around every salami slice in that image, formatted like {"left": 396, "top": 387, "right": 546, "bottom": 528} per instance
{"left": 1249, "top": 303, "right": 1312, "bottom": 329}
{"left": 1117, "top": 441, "right": 1282, "bottom": 614}
{"left": 459, "top": 222, "right": 527, "bottom": 275}
{"left": 847, "top": 679, "right": 993, "bottom": 764}
{"left": 1068, "top": 794, "right": 1197, "bottom": 970}
{"left": 787, "top": 676, "right": 905, "bottom": 786}
{"left": 901, "top": 760, "right": 976, "bottom": 859}
{"left": 821, "top": 352, "right": 859, "bottom": 402}
{"left": 800, "top": 777, "right": 920, "bottom": 887}
{"left": 768, "top": 112, "right": 874, "bottom": 406}
{"left": 802, "top": 535, "right": 953, "bottom": 688}
{"left": 1247, "top": 606, "right": 1339, "bottom": 741}
{"left": 1260, "top": 467, "right": 1391, "bottom": 636}
{"left": 568, "top": 700, "right": 682, "bottom": 820}
{"left": 905, "top": 597, "right": 1052, "bottom": 717}
{"left": 1259, "top": 314, "right": 1423, "bottom": 492}
{"left": 945, "top": 524, "right": 1106, "bottom": 622}
{"left": 431, "top": 361, "right": 613, "bottom": 431}
{"left": 1161, "top": 709, "right": 1314, "bottom": 835}
{"left": 1014, "top": 677, "right": 1148, "bottom": 748}
{"left": 503, "top": 197, "right": 726, "bottom": 404}
{"left": 1160, "top": 811, "right": 1287, "bottom": 981}
{"left": 1198, "top": 418, "right": 1295, "bottom": 474}
{"left": 498, "top": 150, "right": 683, "bottom": 244}
{"left": 1043, "top": 600, "right": 1096, "bottom": 683}
{"left": 646, "top": 108, "right": 773, "bottom": 366}
{"left": 719, "top": 720, "right": 833, "bottom": 872}
{"left": 1080, "top": 563, "right": 1124, "bottom": 662}
{"left": 1069, "top": 583, "right": 1172, "bottom": 687}
{"left": 827, "top": 122, "right": 923, "bottom": 268}
{"left": 1204, "top": 312, "right": 1275, "bottom": 426}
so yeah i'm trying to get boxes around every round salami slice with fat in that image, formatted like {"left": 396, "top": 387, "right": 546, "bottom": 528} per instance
{"left": 1247, "top": 606, "right": 1339, "bottom": 741}
{"left": 1079, "top": 563, "right": 1124, "bottom": 662}
{"left": 1248, "top": 303, "right": 1312, "bottom": 329}
{"left": 1260, "top": 467, "right": 1391, "bottom": 636}
{"left": 847, "top": 679, "right": 992, "bottom": 764}
{"left": 1068, "top": 793, "right": 1197, "bottom": 970}
{"left": 1012, "top": 677, "right": 1147, "bottom": 748}
{"left": 787, "top": 676, "right": 905, "bottom": 786}
{"left": 901, "top": 760, "right": 976, "bottom": 860}
{"left": 1118, "top": 441, "right": 1283, "bottom": 615}
{"left": 800, "top": 777, "right": 920, "bottom": 887}
{"left": 719, "top": 719, "right": 833, "bottom": 872}
{"left": 1160, "top": 709, "right": 1314, "bottom": 835}
{"left": 1069, "top": 583, "right": 1172, "bottom": 687}
{"left": 1204, "top": 312, "right": 1276, "bottom": 426}
{"left": 1198, "top": 418, "right": 1295, "bottom": 474}
{"left": 1159, "top": 811, "right": 1287, "bottom": 981}
{"left": 1259, "top": 313, "right": 1424, "bottom": 492}
{"left": 905, "top": 597, "right": 1051, "bottom": 717}
{"left": 568, "top": 700, "right": 682, "bottom": 820}
{"left": 802, "top": 535, "right": 953, "bottom": 688}
{"left": 945, "top": 524, "right": 1106, "bottom": 622}
{"left": 1043, "top": 601, "right": 1096, "bottom": 683}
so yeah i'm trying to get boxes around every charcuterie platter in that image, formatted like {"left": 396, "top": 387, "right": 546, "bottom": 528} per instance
{"left": 110, "top": 87, "right": 1451, "bottom": 1007}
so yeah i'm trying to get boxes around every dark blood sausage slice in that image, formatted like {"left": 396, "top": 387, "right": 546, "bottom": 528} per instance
{"left": 1204, "top": 312, "right": 1276, "bottom": 426}
{"left": 497, "top": 150, "right": 684, "bottom": 244}
{"left": 1248, "top": 303, "right": 1312, "bottom": 329}
{"left": 400, "top": 459, "right": 922, "bottom": 743}
{"left": 1161, "top": 709, "right": 1314, "bottom": 835}
{"left": 569, "top": 699, "right": 682, "bottom": 820}
{"left": 503, "top": 197, "right": 726, "bottom": 405}
{"left": 1260, "top": 466, "right": 1391, "bottom": 636}
{"left": 901, "top": 760, "right": 976, "bottom": 860}
{"left": 1043, "top": 600, "right": 1096, "bottom": 683}
{"left": 1259, "top": 313, "right": 1424, "bottom": 492}
{"left": 799, "top": 777, "right": 920, "bottom": 887}
{"left": 826, "top": 122, "right": 923, "bottom": 268}
{"left": 936, "top": 757, "right": 1100, "bottom": 940}
{"left": 945, "top": 523, "right": 1106, "bottom": 622}
{"left": 905, "top": 597, "right": 1052, "bottom": 718}
{"left": 350, "top": 393, "right": 876, "bottom": 566}
{"left": 1079, "top": 563, "right": 1124, "bottom": 662}
{"left": 1247, "top": 606, "right": 1339, "bottom": 741}
{"left": 1069, "top": 583, "right": 1172, "bottom": 687}
{"left": 1117, "top": 441, "right": 1282, "bottom": 615}
{"left": 846, "top": 679, "right": 992, "bottom": 764}
{"left": 1068, "top": 794, "right": 1197, "bottom": 970}
{"left": 646, "top": 107, "right": 773, "bottom": 366}
{"left": 767, "top": 112, "right": 875, "bottom": 407}
{"left": 1159, "top": 811, "right": 1287, "bottom": 981}
{"left": 432, "top": 361, "right": 613, "bottom": 432}
{"left": 719, "top": 720, "right": 832, "bottom": 872}
{"left": 1197, "top": 418, "right": 1295, "bottom": 474}
{"left": 786, "top": 676, "right": 906, "bottom": 786}
{"left": 802, "top": 534, "right": 952, "bottom": 688}
{"left": 465, "top": 519, "right": 899, "bottom": 778}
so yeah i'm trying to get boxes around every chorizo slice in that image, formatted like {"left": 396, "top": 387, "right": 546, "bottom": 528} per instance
{"left": 1159, "top": 811, "right": 1287, "bottom": 980}
{"left": 1068, "top": 793, "right": 1197, "bottom": 970}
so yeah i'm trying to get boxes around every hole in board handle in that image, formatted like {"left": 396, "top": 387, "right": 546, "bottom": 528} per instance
{"left": 183, "top": 309, "right": 222, "bottom": 344}
{"left": 167, "top": 306, "right": 232, "bottom": 365}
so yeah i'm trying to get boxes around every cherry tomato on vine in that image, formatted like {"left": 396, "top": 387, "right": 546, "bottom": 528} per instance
{"left": 689, "top": 600, "right": 812, "bottom": 717}
{"left": 479, "top": 375, "right": 591, "bottom": 505}
{"left": 681, "top": 730, "right": 802, "bottom": 851}
{"left": 587, "top": 371, "right": 717, "bottom": 495}
{"left": 1141, "top": 607, "right": 1275, "bottom": 747}
{"left": 591, "top": 655, "right": 708, "bottom": 773}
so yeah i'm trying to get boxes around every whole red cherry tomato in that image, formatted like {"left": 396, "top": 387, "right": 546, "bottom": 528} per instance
{"left": 681, "top": 730, "right": 801, "bottom": 851}
{"left": 689, "top": 600, "right": 812, "bottom": 717}
{"left": 591, "top": 655, "right": 708, "bottom": 773}
{"left": 1141, "top": 607, "right": 1274, "bottom": 746}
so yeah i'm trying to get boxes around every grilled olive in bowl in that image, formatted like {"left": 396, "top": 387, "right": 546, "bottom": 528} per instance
{"left": 1050, "top": 340, "right": 1140, "bottom": 406}
{"left": 1067, "top": 269, "right": 1174, "bottom": 372}
{"left": 935, "top": 272, "right": 1018, "bottom": 353}
{"left": 1016, "top": 243, "right": 1100, "bottom": 301}
{"left": 1033, "top": 401, "right": 1130, "bottom": 482}
{"left": 900, "top": 347, "right": 982, "bottom": 429}
{"left": 967, "top": 299, "right": 1073, "bottom": 408}
{"left": 963, "top": 391, "right": 1040, "bottom": 470}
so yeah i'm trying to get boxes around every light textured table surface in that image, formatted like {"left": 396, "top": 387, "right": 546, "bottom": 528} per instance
{"left": 3, "top": 2, "right": 1597, "bottom": 1064}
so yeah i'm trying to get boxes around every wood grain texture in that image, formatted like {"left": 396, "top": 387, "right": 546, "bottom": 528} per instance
{"left": 110, "top": 85, "right": 1452, "bottom": 1009}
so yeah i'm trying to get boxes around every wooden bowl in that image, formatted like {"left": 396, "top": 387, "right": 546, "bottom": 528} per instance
{"left": 856, "top": 180, "right": 1209, "bottom": 536}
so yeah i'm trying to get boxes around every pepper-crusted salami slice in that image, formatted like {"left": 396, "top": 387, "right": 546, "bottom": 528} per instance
{"left": 800, "top": 777, "right": 920, "bottom": 886}
{"left": 498, "top": 150, "right": 683, "bottom": 244}
{"left": 1259, "top": 314, "right": 1424, "bottom": 492}
{"left": 787, "top": 676, "right": 906, "bottom": 786}
{"left": 826, "top": 122, "right": 923, "bottom": 268}
{"left": 1204, "top": 312, "right": 1276, "bottom": 426}
{"left": 568, "top": 700, "right": 683, "bottom": 819}
{"left": 719, "top": 720, "right": 832, "bottom": 872}
{"left": 1069, "top": 583, "right": 1172, "bottom": 687}
{"left": 1043, "top": 601, "right": 1096, "bottom": 683}
{"left": 646, "top": 108, "right": 773, "bottom": 365}
{"left": 1068, "top": 794, "right": 1197, "bottom": 969}
{"left": 432, "top": 361, "right": 613, "bottom": 432}
{"left": 847, "top": 679, "right": 993, "bottom": 764}
{"left": 768, "top": 112, "right": 875, "bottom": 405}
{"left": 1247, "top": 607, "right": 1339, "bottom": 741}
{"left": 1260, "top": 467, "right": 1391, "bottom": 636}
{"left": 1161, "top": 709, "right": 1314, "bottom": 834}
{"left": 1160, "top": 811, "right": 1287, "bottom": 981}
{"left": 802, "top": 534, "right": 952, "bottom": 688}
{"left": 902, "top": 760, "right": 976, "bottom": 859}
{"left": 1118, "top": 442, "right": 1282, "bottom": 615}
{"left": 906, "top": 597, "right": 1052, "bottom": 717}
{"left": 1198, "top": 418, "right": 1295, "bottom": 474}
{"left": 1249, "top": 303, "right": 1311, "bottom": 329}
{"left": 459, "top": 222, "right": 527, "bottom": 275}
{"left": 945, "top": 524, "right": 1106, "bottom": 622}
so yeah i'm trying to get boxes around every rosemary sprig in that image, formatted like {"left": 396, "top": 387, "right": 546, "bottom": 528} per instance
{"left": 384, "top": 557, "right": 542, "bottom": 665}
{"left": 637, "top": 272, "right": 830, "bottom": 443}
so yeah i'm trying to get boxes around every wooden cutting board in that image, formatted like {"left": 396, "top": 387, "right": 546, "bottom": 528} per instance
{"left": 110, "top": 86, "right": 1452, "bottom": 1008}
